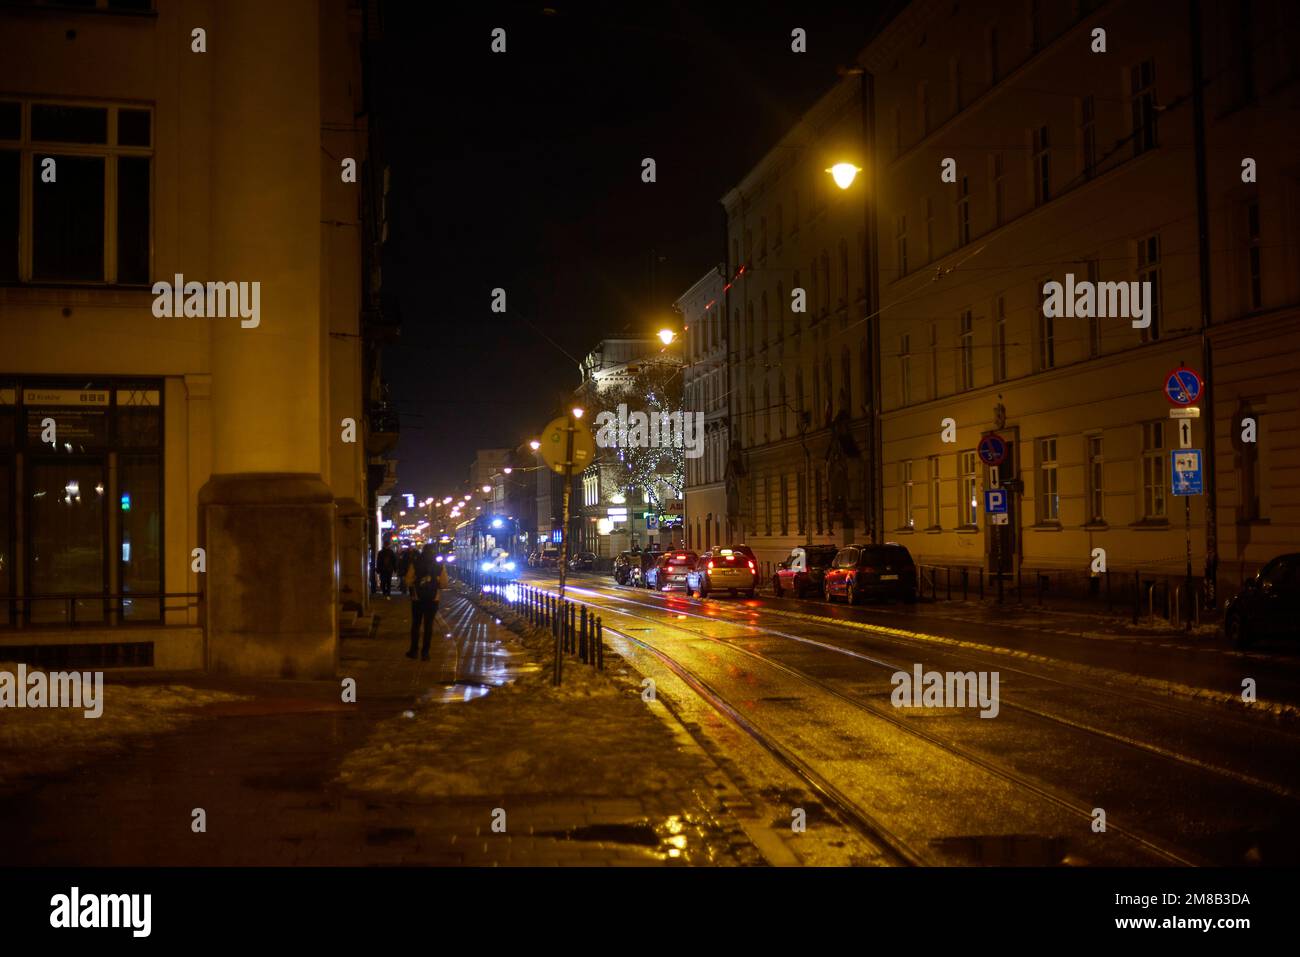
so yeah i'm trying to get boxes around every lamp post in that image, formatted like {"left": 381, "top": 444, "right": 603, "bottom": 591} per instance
{"left": 829, "top": 65, "right": 880, "bottom": 544}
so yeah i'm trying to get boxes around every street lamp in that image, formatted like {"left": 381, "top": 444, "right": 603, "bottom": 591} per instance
{"left": 529, "top": 439, "right": 540, "bottom": 451}
{"left": 657, "top": 328, "right": 676, "bottom": 345}
{"left": 572, "top": 407, "right": 584, "bottom": 419}
{"left": 826, "top": 162, "right": 862, "bottom": 190}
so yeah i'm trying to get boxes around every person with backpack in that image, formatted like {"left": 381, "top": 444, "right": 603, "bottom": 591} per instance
{"left": 405, "top": 543, "right": 449, "bottom": 661}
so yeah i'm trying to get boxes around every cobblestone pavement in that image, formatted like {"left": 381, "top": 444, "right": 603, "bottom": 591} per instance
{"left": 0, "top": 592, "right": 766, "bottom": 866}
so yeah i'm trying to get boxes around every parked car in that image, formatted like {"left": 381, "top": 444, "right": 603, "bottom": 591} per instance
{"left": 823, "top": 543, "right": 918, "bottom": 604}
{"left": 1225, "top": 553, "right": 1300, "bottom": 647}
{"left": 727, "top": 544, "right": 762, "bottom": 587}
{"left": 645, "top": 550, "right": 698, "bottom": 592}
{"left": 773, "top": 544, "right": 840, "bottom": 599}
{"left": 567, "top": 551, "right": 596, "bottom": 571}
{"left": 613, "top": 550, "right": 641, "bottom": 584}
{"left": 686, "top": 548, "right": 756, "bottom": 598}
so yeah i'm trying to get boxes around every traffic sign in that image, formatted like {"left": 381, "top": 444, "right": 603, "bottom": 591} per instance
{"left": 977, "top": 433, "right": 1007, "bottom": 466}
{"left": 539, "top": 415, "right": 597, "bottom": 475}
{"left": 1171, "top": 449, "right": 1203, "bottom": 496}
{"left": 1177, "top": 418, "right": 1193, "bottom": 449}
{"left": 984, "top": 489, "right": 1008, "bottom": 514}
{"left": 1169, "top": 407, "right": 1201, "bottom": 419}
{"left": 1164, "top": 366, "right": 1203, "bottom": 406}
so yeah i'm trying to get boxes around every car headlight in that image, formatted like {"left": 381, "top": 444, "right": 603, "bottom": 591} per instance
{"left": 481, "top": 562, "right": 493, "bottom": 571}
{"left": 505, "top": 562, "right": 516, "bottom": 571}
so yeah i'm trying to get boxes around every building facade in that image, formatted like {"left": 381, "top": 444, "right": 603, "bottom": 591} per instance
{"left": 862, "top": 0, "right": 1299, "bottom": 598}
{"left": 680, "top": 266, "right": 730, "bottom": 552}
{"left": 721, "top": 75, "right": 879, "bottom": 576}
{"left": 0, "top": 0, "right": 389, "bottom": 674}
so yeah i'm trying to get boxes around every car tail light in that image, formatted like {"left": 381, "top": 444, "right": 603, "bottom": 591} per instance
{"left": 747, "top": 560, "right": 755, "bottom": 570}
{"left": 707, "top": 560, "right": 714, "bottom": 569}
{"left": 861, "top": 565, "right": 876, "bottom": 575}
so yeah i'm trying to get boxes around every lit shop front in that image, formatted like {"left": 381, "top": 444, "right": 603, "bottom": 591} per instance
{"left": 0, "top": 379, "right": 163, "bottom": 626}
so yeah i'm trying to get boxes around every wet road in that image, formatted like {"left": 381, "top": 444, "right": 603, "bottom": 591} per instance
{"left": 516, "top": 570, "right": 1300, "bottom": 866}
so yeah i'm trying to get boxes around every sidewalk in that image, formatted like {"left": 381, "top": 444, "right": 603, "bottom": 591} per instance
{"left": 0, "top": 589, "right": 763, "bottom": 866}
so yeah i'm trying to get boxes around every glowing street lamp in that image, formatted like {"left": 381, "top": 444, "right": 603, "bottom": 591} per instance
{"left": 529, "top": 439, "right": 541, "bottom": 451}
{"left": 826, "top": 162, "right": 862, "bottom": 190}
{"left": 657, "top": 328, "right": 676, "bottom": 345}
{"left": 571, "top": 407, "right": 584, "bottom": 419}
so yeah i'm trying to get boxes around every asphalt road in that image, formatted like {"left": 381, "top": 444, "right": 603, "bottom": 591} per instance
{"left": 517, "top": 569, "right": 1300, "bottom": 866}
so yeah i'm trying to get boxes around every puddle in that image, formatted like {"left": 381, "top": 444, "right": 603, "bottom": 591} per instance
{"left": 535, "top": 815, "right": 698, "bottom": 860}
{"left": 419, "top": 682, "right": 492, "bottom": 704}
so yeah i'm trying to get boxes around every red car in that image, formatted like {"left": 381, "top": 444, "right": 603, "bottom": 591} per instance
{"left": 822, "top": 544, "right": 918, "bottom": 604}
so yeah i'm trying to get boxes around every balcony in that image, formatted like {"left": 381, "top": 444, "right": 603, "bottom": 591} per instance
{"left": 367, "top": 402, "right": 400, "bottom": 455}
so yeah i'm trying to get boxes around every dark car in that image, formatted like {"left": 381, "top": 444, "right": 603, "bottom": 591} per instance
{"left": 645, "top": 550, "right": 698, "bottom": 592}
{"left": 613, "top": 551, "right": 638, "bottom": 584}
{"left": 567, "top": 551, "right": 596, "bottom": 571}
{"left": 773, "top": 544, "right": 840, "bottom": 598}
{"left": 727, "top": 544, "right": 762, "bottom": 587}
{"left": 823, "top": 543, "right": 918, "bottom": 604}
{"left": 1225, "top": 553, "right": 1300, "bottom": 647}
{"left": 686, "top": 548, "right": 756, "bottom": 598}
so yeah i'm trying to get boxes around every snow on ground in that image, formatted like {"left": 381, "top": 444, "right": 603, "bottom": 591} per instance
{"left": 337, "top": 599, "right": 711, "bottom": 801}
{"left": 0, "top": 662, "right": 246, "bottom": 791}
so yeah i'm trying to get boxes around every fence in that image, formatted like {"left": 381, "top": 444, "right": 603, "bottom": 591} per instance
{"left": 913, "top": 562, "right": 1212, "bottom": 625}
{"left": 448, "top": 563, "right": 603, "bottom": 685}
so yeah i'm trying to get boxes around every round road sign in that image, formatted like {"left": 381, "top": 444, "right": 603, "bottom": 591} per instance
{"left": 539, "top": 415, "right": 597, "bottom": 475}
{"left": 977, "top": 433, "right": 1007, "bottom": 466}
{"left": 1164, "top": 366, "right": 1203, "bottom": 406}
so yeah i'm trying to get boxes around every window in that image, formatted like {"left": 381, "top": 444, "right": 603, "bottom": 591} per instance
{"left": 795, "top": 368, "right": 805, "bottom": 419}
{"left": 1086, "top": 434, "right": 1105, "bottom": 523}
{"left": 819, "top": 252, "right": 830, "bottom": 316}
{"left": 839, "top": 238, "right": 849, "bottom": 303}
{"left": 1141, "top": 422, "right": 1167, "bottom": 519}
{"left": 763, "top": 381, "right": 771, "bottom": 443}
{"left": 1036, "top": 279, "right": 1055, "bottom": 370}
{"left": 835, "top": 347, "right": 849, "bottom": 413}
{"left": 930, "top": 323, "right": 941, "bottom": 398}
{"left": 899, "top": 334, "right": 912, "bottom": 405}
{"left": 812, "top": 361, "right": 821, "bottom": 425}
{"left": 1085, "top": 257, "right": 1101, "bottom": 357}
{"left": 1246, "top": 200, "right": 1262, "bottom": 310}
{"left": 797, "top": 471, "right": 807, "bottom": 534}
{"left": 778, "top": 374, "right": 787, "bottom": 438}
{"left": 775, "top": 281, "right": 784, "bottom": 340}
{"left": 1240, "top": 410, "right": 1267, "bottom": 521}
{"left": 815, "top": 467, "right": 824, "bottom": 533}
{"left": 1036, "top": 437, "right": 1059, "bottom": 523}
{"left": 959, "top": 450, "right": 978, "bottom": 526}
{"left": 764, "top": 473, "right": 773, "bottom": 535}
{"left": 989, "top": 154, "right": 1004, "bottom": 227}
{"left": 993, "top": 294, "right": 1008, "bottom": 382}
{"left": 761, "top": 292, "right": 769, "bottom": 348}
{"left": 1130, "top": 60, "right": 1158, "bottom": 156}
{"left": 956, "top": 175, "right": 971, "bottom": 246}
{"left": 895, "top": 210, "right": 909, "bottom": 274}
{"left": 3, "top": 99, "right": 153, "bottom": 284}
{"left": 1032, "top": 124, "right": 1051, "bottom": 206}
{"left": 1079, "top": 95, "right": 1097, "bottom": 179}
{"left": 901, "top": 460, "right": 915, "bottom": 528}
{"left": 1137, "top": 234, "right": 1161, "bottom": 342}
{"left": 959, "top": 310, "right": 974, "bottom": 390}
{"left": 780, "top": 474, "right": 789, "bottom": 535}
{"left": 924, "top": 196, "right": 935, "bottom": 261}
{"left": 929, "top": 455, "right": 942, "bottom": 528}
{"left": 823, "top": 355, "right": 833, "bottom": 421}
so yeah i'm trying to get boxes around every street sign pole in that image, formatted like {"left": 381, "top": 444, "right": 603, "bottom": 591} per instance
{"left": 558, "top": 413, "right": 575, "bottom": 600}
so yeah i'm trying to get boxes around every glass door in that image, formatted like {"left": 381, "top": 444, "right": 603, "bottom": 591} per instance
{"left": 27, "top": 457, "right": 107, "bottom": 624}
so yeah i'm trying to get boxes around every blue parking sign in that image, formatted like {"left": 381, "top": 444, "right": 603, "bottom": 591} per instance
{"left": 1171, "top": 449, "right": 1202, "bottom": 496}
{"left": 984, "top": 489, "right": 1007, "bottom": 513}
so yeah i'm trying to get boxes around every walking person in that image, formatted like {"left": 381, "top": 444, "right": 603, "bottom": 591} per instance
{"left": 377, "top": 542, "right": 396, "bottom": 598}
{"left": 406, "top": 544, "right": 449, "bottom": 661}
{"left": 396, "top": 546, "right": 413, "bottom": 595}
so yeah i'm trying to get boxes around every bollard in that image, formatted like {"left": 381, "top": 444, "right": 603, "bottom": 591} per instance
{"left": 580, "top": 606, "right": 589, "bottom": 664}
{"left": 596, "top": 616, "right": 604, "bottom": 670}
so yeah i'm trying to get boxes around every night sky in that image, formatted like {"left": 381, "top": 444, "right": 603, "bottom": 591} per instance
{"left": 379, "top": 1, "right": 895, "bottom": 495}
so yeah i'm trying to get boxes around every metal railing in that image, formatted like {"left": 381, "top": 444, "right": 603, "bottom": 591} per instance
{"left": 447, "top": 565, "right": 604, "bottom": 685}
{"left": 0, "top": 592, "right": 202, "bottom": 629}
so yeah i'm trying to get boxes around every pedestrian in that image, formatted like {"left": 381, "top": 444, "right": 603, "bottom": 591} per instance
{"left": 396, "top": 546, "right": 413, "bottom": 595}
{"left": 377, "top": 543, "right": 396, "bottom": 598}
{"left": 406, "top": 544, "right": 450, "bottom": 661}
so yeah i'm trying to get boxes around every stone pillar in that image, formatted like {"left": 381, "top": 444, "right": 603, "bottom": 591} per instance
{"left": 198, "top": 0, "right": 336, "bottom": 678}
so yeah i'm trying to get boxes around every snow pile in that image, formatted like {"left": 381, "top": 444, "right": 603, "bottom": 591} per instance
{"left": 0, "top": 662, "right": 246, "bottom": 791}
